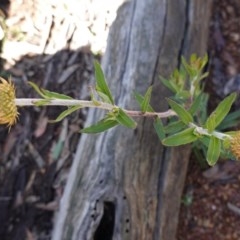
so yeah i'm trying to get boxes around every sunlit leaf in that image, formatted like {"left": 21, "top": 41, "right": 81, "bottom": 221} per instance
{"left": 205, "top": 92, "right": 236, "bottom": 132}
{"left": 49, "top": 105, "right": 82, "bottom": 123}
{"left": 162, "top": 128, "right": 198, "bottom": 146}
{"left": 115, "top": 108, "right": 137, "bottom": 129}
{"left": 81, "top": 118, "right": 119, "bottom": 133}
{"left": 94, "top": 61, "right": 114, "bottom": 104}
{"left": 167, "top": 98, "right": 193, "bottom": 125}
{"left": 207, "top": 136, "right": 221, "bottom": 166}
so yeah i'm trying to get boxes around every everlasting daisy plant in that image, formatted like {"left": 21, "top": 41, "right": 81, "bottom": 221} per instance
{"left": 0, "top": 77, "right": 18, "bottom": 126}
{"left": 1, "top": 55, "right": 240, "bottom": 166}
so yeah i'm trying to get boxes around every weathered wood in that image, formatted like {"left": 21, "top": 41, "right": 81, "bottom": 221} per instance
{"left": 52, "top": 0, "right": 212, "bottom": 239}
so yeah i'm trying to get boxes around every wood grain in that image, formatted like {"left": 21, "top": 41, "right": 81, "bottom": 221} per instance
{"left": 52, "top": 1, "right": 213, "bottom": 239}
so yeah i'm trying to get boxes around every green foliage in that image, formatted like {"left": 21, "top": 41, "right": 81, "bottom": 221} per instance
{"left": 81, "top": 118, "right": 119, "bottom": 133}
{"left": 134, "top": 91, "right": 154, "bottom": 112}
{"left": 140, "top": 86, "right": 153, "bottom": 113}
{"left": 94, "top": 61, "right": 114, "bottom": 104}
{"left": 49, "top": 106, "right": 82, "bottom": 123}
{"left": 205, "top": 93, "right": 236, "bottom": 132}
{"left": 207, "top": 137, "right": 221, "bottom": 166}
{"left": 115, "top": 108, "right": 137, "bottom": 129}
{"left": 153, "top": 117, "right": 165, "bottom": 141}
{"left": 28, "top": 55, "right": 240, "bottom": 166}
{"left": 28, "top": 81, "right": 73, "bottom": 100}
{"left": 162, "top": 128, "right": 199, "bottom": 146}
{"left": 167, "top": 98, "right": 193, "bottom": 125}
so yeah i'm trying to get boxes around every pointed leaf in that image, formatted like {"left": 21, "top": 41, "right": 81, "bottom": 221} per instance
{"left": 41, "top": 89, "right": 73, "bottom": 100}
{"left": 49, "top": 106, "right": 82, "bottom": 123}
{"left": 153, "top": 117, "right": 165, "bottom": 140}
{"left": 141, "top": 86, "right": 153, "bottom": 113}
{"left": 189, "top": 93, "right": 204, "bottom": 115}
{"left": 164, "top": 120, "right": 186, "bottom": 134}
{"left": 97, "top": 91, "right": 113, "bottom": 104}
{"left": 176, "top": 90, "right": 191, "bottom": 100}
{"left": 28, "top": 81, "right": 46, "bottom": 98}
{"left": 115, "top": 108, "right": 137, "bottom": 129}
{"left": 162, "top": 128, "right": 198, "bottom": 146}
{"left": 205, "top": 92, "right": 236, "bottom": 132}
{"left": 160, "top": 76, "right": 177, "bottom": 93}
{"left": 134, "top": 92, "right": 154, "bottom": 112}
{"left": 218, "top": 109, "right": 240, "bottom": 130}
{"left": 207, "top": 136, "right": 221, "bottom": 166}
{"left": 81, "top": 118, "right": 119, "bottom": 133}
{"left": 167, "top": 98, "right": 193, "bottom": 125}
{"left": 94, "top": 61, "right": 114, "bottom": 104}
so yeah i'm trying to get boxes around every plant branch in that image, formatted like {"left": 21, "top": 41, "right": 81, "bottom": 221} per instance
{"left": 14, "top": 98, "right": 176, "bottom": 119}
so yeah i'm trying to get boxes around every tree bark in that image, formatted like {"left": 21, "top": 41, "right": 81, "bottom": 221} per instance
{"left": 52, "top": 0, "right": 212, "bottom": 240}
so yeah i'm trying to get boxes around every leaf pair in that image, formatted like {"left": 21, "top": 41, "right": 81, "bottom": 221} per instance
{"left": 81, "top": 108, "right": 136, "bottom": 133}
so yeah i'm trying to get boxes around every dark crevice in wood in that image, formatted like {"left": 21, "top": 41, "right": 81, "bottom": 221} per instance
{"left": 178, "top": 0, "right": 190, "bottom": 67}
{"left": 94, "top": 201, "right": 115, "bottom": 240}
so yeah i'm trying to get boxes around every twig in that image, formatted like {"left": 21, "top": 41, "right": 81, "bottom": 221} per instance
{"left": 15, "top": 98, "right": 176, "bottom": 118}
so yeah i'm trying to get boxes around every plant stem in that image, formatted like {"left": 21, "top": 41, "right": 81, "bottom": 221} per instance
{"left": 189, "top": 123, "right": 232, "bottom": 140}
{"left": 14, "top": 98, "right": 176, "bottom": 119}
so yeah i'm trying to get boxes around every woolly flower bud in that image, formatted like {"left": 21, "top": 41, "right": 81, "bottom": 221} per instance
{"left": 0, "top": 77, "right": 18, "bottom": 126}
{"left": 230, "top": 131, "right": 240, "bottom": 160}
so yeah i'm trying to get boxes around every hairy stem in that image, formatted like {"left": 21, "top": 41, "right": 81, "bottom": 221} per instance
{"left": 14, "top": 98, "right": 176, "bottom": 118}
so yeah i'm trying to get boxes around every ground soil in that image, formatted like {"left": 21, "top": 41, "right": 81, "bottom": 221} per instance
{"left": 0, "top": 0, "right": 240, "bottom": 240}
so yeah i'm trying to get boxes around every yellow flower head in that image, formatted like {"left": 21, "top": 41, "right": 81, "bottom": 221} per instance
{"left": 230, "top": 131, "right": 240, "bottom": 160}
{"left": 0, "top": 77, "right": 18, "bottom": 126}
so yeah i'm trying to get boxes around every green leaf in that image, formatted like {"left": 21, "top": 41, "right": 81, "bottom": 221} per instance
{"left": 49, "top": 106, "right": 82, "bottom": 123}
{"left": 167, "top": 98, "right": 193, "bottom": 125}
{"left": 41, "top": 89, "right": 73, "bottom": 100}
{"left": 181, "top": 56, "right": 196, "bottom": 77}
{"left": 134, "top": 92, "right": 154, "bottom": 112}
{"left": 176, "top": 90, "right": 191, "bottom": 100}
{"left": 94, "top": 61, "right": 114, "bottom": 104}
{"left": 162, "top": 128, "right": 198, "bottom": 146}
{"left": 97, "top": 91, "right": 113, "bottom": 104}
{"left": 207, "top": 136, "right": 221, "bottom": 166}
{"left": 164, "top": 120, "right": 186, "bottom": 134}
{"left": 81, "top": 118, "right": 119, "bottom": 133}
{"left": 218, "top": 109, "right": 240, "bottom": 130}
{"left": 160, "top": 76, "right": 177, "bottom": 93}
{"left": 28, "top": 81, "right": 46, "bottom": 98}
{"left": 29, "top": 81, "right": 73, "bottom": 100}
{"left": 115, "top": 108, "right": 137, "bottom": 129}
{"left": 205, "top": 92, "right": 237, "bottom": 132}
{"left": 34, "top": 99, "right": 51, "bottom": 106}
{"left": 189, "top": 93, "right": 204, "bottom": 115}
{"left": 141, "top": 86, "right": 153, "bottom": 113}
{"left": 153, "top": 117, "right": 165, "bottom": 140}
